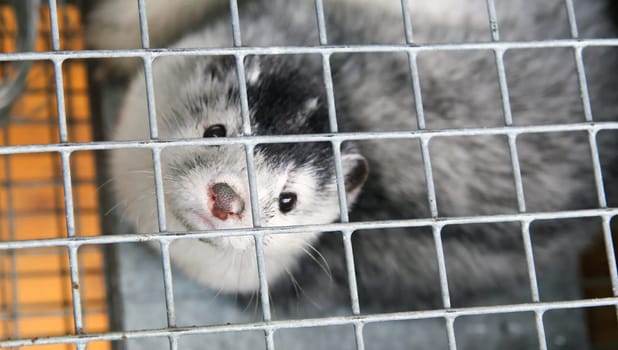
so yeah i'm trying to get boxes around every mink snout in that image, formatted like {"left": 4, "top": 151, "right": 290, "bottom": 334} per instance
{"left": 209, "top": 182, "right": 245, "bottom": 221}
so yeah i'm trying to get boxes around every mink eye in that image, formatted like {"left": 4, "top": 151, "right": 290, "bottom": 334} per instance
{"left": 278, "top": 192, "right": 297, "bottom": 213}
{"left": 203, "top": 124, "right": 226, "bottom": 138}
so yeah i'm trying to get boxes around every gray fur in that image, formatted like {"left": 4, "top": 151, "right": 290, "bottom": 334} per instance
{"left": 232, "top": 0, "right": 617, "bottom": 313}
{"left": 92, "top": 0, "right": 617, "bottom": 315}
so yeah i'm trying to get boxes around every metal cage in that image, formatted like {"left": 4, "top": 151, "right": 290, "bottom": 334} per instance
{"left": 0, "top": 0, "right": 617, "bottom": 349}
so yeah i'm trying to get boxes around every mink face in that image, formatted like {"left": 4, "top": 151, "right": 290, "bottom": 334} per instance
{"left": 109, "top": 53, "right": 368, "bottom": 292}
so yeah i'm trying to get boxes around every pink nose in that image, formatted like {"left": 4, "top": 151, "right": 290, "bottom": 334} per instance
{"left": 209, "top": 183, "right": 245, "bottom": 221}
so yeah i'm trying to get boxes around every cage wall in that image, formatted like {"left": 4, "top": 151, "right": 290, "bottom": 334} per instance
{"left": 0, "top": 1, "right": 617, "bottom": 350}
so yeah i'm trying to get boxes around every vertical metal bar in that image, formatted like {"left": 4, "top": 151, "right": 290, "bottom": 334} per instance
{"left": 332, "top": 142, "right": 349, "bottom": 222}
{"left": 342, "top": 231, "right": 361, "bottom": 314}
{"left": 136, "top": 0, "right": 150, "bottom": 48}
{"left": 235, "top": 55, "right": 252, "bottom": 137}
{"left": 47, "top": 0, "right": 61, "bottom": 50}
{"left": 234, "top": 52, "right": 275, "bottom": 350}
{"left": 61, "top": 151, "right": 85, "bottom": 334}
{"left": 485, "top": 0, "right": 500, "bottom": 41}
{"left": 601, "top": 216, "right": 618, "bottom": 297}
{"left": 493, "top": 49, "right": 526, "bottom": 212}
{"left": 420, "top": 137, "right": 438, "bottom": 217}
{"left": 53, "top": 60, "right": 69, "bottom": 143}
{"left": 51, "top": 36, "right": 86, "bottom": 338}
{"left": 60, "top": 153, "right": 77, "bottom": 234}
{"left": 67, "top": 245, "right": 84, "bottom": 333}
{"left": 333, "top": 141, "right": 361, "bottom": 318}
{"left": 229, "top": 0, "right": 243, "bottom": 47}
{"left": 159, "top": 240, "right": 176, "bottom": 327}
{"left": 564, "top": 1, "right": 594, "bottom": 122}
{"left": 493, "top": 49, "right": 513, "bottom": 126}
{"left": 314, "top": 0, "right": 328, "bottom": 45}
{"left": 151, "top": 148, "right": 167, "bottom": 232}
{"left": 563, "top": 0, "right": 580, "bottom": 39}
{"left": 520, "top": 220, "right": 540, "bottom": 302}
{"left": 142, "top": 57, "right": 159, "bottom": 139}
{"left": 400, "top": 0, "right": 414, "bottom": 43}
{"left": 588, "top": 130, "right": 608, "bottom": 208}
{"left": 407, "top": 53, "right": 425, "bottom": 129}
{"left": 141, "top": 43, "right": 175, "bottom": 349}
{"left": 432, "top": 225, "right": 451, "bottom": 308}
{"left": 321, "top": 54, "right": 339, "bottom": 133}
{"left": 264, "top": 330, "right": 275, "bottom": 350}
{"left": 573, "top": 47, "right": 593, "bottom": 122}
{"left": 159, "top": 240, "right": 179, "bottom": 350}
{"left": 354, "top": 323, "right": 366, "bottom": 350}
{"left": 253, "top": 235, "right": 271, "bottom": 321}
{"left": 508, "top": 134, "right": 526, "bottom": 213}
{"left": 445, "top": 316, "right": 458, "bottom": 350}
{"left": 535, "top": 311, "right": 549, "bottom": 350}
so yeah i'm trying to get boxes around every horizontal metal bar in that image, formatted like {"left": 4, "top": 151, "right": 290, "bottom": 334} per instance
{"left": 0, "top": 121, "right": 615, "bottom": 155}
{"left": 2, "top": 297, "right": 616, "bottom": 348}
{"left": 0, "top": 208, "right": 614, "bottom": 251}
{"left": 0, "top": 39, "right": 617, "bottom": 62}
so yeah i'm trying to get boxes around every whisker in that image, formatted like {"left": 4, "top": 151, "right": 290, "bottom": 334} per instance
{"left": 301, "top": 243, "right": 332, "bottom": 282}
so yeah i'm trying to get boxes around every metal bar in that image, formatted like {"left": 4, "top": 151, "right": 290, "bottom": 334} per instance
{"left": 142, "top": 57, "right": 159, "bottom": 139}
{"left": 1, "top": 38, "right": 618, "bottom": 61}
{"left": 588, "top": 130, "right": 608, "bottom": 208}
{"left": 321, "top": 54, "right": 339, "bottom": 133}
{"left": 234, "top": 49, "right": 275, "bottom": 350}
{"left": 60, "top": 151, "right": 85, "bottom": 334}
{"left": 493, "top": 49, "right": 513, "bottom": 125}
{"left": 520, "top": 221, "right": 540, "bottom": 302}
{"left": 0, "top": 209, "right": 616, "bottom": 251}
{"left": 314, "top": 0, "right": 328, "bottom": 45}
{"left": 229, "top": 0, "right": 242, "bottom": 47}
{"left": 3, "top": 297, "right": 617, "bottom": 347}
{"left": 47, "top": 0, "right": 61, "bottom": 50}
{"left": 507, "top": 134, "right": 526, "bottom": 212}
{"left": 535, "top": 311, "right": 548, "bottom": 350}
{"left": 485, "top": 0, "right": 500, "bottom": 41}
{"left": 573, "top": 47, "right": 593, "bottom": 122}
{"left": 601, "top": 216, "right": 618, "bottom": 297}
{"left": 0, "top": 121, "right": 615, "bottom": 155}
{"left": 342, "top": 230, "right": 361, "bottom": 314}
{"left": 159, "top": 240, "right": 177, "bottom": 327}
{"left": 432, "top": 225, "right": 451, "bottom": 308}
{"left": 445, "top": 316, "right": 457, "bottom": 350}
{"left": 68, "top": 246, "right": 85, "bottom": 334}
{"left": 420, "top": 137, "right": 438, "bottom": 217}
{"left": 151, "top": 148, "right": 168, "bottom": 231}
{"left": 136, "top": 0, "right": 151, "bottom": 48}
{"left": 564, "top": 0, "right": 580, "bottom": 39}
{"left": 353, "top": 323, "right": 365, "bottom": 350}
{"left": 491, "top": 46, "right": 527, "bottom": 213}
{"left": 332, "top": 142, "right": 349, "bottom": 221}
{"left": 407, "top": 52, "right": 425, "bottom": 129}
{"left": 235, "top": 55, "right": 252, "bottom": 137}
{"left": 400, "top": 0, "right": 414, "bottom": 43}
{"left": 53, "top": 60, "right": 69, "bottom": 142}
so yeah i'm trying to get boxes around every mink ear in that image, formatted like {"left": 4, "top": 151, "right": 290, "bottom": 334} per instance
{"left": 341, "top": 153, "right": 369, "bottom": 202}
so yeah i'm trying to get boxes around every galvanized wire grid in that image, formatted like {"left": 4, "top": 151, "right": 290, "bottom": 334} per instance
{"left": 0, "top": 0, "right": 617, "bottom": 349}
{"left": 0, "top": 2, "right": 108, "bottom": 348}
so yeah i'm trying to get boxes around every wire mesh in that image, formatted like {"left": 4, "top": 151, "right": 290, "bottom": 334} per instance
{"left": 0, "top": 0, "right": 617, "bottom": 349}
{"left": 0, "top": 2, "right": 109, "bottom": 349}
